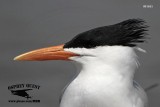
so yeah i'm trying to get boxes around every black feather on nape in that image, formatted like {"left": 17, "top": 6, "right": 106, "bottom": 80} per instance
{"left": 64, "top": 19, "right": 148, "bottom": 49}
{"left": 111, "top": 19, "right": 148, "bottom": 47}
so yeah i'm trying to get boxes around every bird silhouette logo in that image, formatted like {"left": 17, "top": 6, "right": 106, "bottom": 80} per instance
{"left": 10, "top": 89, "right": 32, "bottom": 99}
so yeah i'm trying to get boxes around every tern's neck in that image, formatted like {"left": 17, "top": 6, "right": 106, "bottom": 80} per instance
{"left": 73, "top": 47, "right": 138, "bottom": 85}
{"left": 80, "top": 60, "right": 137, "bottom": 81}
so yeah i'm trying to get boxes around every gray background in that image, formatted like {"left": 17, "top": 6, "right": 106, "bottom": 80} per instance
{"left": 0, "top": 0, "right": 159, "bottom": 107}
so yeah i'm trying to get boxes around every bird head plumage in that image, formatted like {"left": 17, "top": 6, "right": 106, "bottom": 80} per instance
{"left": 64, "top": 19, "right": 148, "bottom": 48}
{"left": 14, "top": 19, "right": 148, "bottom": 64}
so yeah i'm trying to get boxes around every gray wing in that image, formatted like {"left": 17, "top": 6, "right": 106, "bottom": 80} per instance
{"left": 133, "top": 80, "right": 148, "bottom": 107}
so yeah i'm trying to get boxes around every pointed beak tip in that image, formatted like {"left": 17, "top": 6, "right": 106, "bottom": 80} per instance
{"left": 13, "top": 55, "right": 22, "bottom": 61}
{"left": 13, "top": 52, "right": 30, "bottom": 61}
{"left": 13, "top": 57, "right": 17, "bottom": 61}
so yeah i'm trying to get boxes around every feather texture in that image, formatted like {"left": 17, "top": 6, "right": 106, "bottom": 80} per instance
{"left": 64, "top": 19, "right": 148, "bottom": 48}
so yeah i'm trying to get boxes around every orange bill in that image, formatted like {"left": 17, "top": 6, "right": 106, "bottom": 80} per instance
{"left": 14, "top": 44, "right": 79, "bottom": 61}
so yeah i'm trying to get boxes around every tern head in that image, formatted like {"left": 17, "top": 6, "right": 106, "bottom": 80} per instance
{"left": 14, "top": 19, "right": 148, "bottom": 67}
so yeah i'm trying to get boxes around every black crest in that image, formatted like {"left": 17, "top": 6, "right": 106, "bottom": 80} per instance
{"left": 64, "top": 19, "right": 148, "bottom": 49}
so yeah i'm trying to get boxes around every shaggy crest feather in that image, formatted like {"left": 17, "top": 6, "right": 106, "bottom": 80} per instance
{"left": 64, "top": 19, "right": 148, "bottom": 49}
